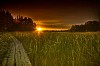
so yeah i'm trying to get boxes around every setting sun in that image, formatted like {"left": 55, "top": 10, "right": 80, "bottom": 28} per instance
{"left": 37, "top": 28, "right": 42, "bottom": 31}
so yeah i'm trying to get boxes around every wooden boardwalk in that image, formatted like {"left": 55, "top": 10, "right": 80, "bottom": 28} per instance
{"left": 2, "top": 35, "right": 32, "bottom": 66}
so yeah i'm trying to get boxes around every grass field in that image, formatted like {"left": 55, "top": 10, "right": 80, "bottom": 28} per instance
{"left": 12, "top": 32, "right": 100, "bottom": 66}
{"left": 0, "top": 32, "right": 100, "bottom": 66}
{"left": 0, "top": 32, "right": 13, "bottom": 66}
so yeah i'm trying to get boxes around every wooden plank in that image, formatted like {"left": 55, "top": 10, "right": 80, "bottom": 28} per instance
{"left": 2, "top": 35, "right": 32, "bottom": 66}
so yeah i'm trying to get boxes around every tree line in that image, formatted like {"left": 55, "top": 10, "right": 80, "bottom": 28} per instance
{"left": 69, "top": 20, "right": 100, "bottom": 32}
{"left": 0, "top": 10, "right": 36, "bottom": 32}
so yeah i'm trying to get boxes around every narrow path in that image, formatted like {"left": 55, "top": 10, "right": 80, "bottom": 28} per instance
{"left": 2, "top": 35, "right": 32, "bottom": 66}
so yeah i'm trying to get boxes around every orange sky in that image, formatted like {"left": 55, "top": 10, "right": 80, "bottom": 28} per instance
{"left": 1, "top": 0, "right": 100, "bottom": 30}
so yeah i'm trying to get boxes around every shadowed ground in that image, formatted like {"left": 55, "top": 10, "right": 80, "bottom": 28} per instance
{"left": 2, "top": 35, "right": 32, "bottom": 66}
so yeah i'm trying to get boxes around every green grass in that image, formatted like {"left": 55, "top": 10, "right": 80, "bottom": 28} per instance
{"left": 0, "top": 32, "right": 13, "bottom": 66}
{"left": 12, "top": 32, "right": 100, "bottom": 66}
{"left": 0, "top": 32, "right": 100, "bottom": 66}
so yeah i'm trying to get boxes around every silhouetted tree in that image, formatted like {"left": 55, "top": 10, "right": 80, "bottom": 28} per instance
{"left": 0, "top": 10, "right": 36, "bottom": 31}
{"left": 0, "top": 11, "right": 14, "bottom": 31}
{"left": 14, "top": 16, "right": 36, "bottom": 31}
{"left": 70, "top": 25, "right": 80, "bottom": 32}
{"left": 78, "top": 25, "right": 86, "bottom": 32}
{"left": 69, "top": 20, "right": 100, "bottom": 32}
{"left": 85, "top": 21, "right": 100, "bottom": 31}
{"left": 0, "top": 11, "right": 6, "bottom": 31}
{"left": 5, "top": 11, "right": 14, "bottom": 31}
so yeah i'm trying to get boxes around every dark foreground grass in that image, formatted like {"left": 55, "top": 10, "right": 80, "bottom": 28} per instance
{"left": 2, "top": 32, "right": 100, "bottom": 66}
{"left": 0, "top": 33, "right": 13, "bottom": 66}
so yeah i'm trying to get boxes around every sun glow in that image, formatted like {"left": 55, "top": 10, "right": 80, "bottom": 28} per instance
{"left": 37, "top": 27, "right": 42, "bottom": 31}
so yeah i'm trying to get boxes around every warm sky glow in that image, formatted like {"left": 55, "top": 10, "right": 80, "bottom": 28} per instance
{"left": 34, "top": 20, "right": 70, "bottom": 30}
{"left": 37, "top": 27, "right": 42, "bottom": 31}
{"left": 1, "top": 0, "right": 100, "bottom": 30}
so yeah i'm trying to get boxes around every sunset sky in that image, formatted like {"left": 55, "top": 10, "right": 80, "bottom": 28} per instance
{"left": 0, "top": 0, "right": 100, "bottom": 30}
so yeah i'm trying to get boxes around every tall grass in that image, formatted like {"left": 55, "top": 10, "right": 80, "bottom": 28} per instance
{"left": 0, "top": 32, "right": 13, "bottom": 65}
{"left": 12, "top": 32, "right": 100, "bottom": 66}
